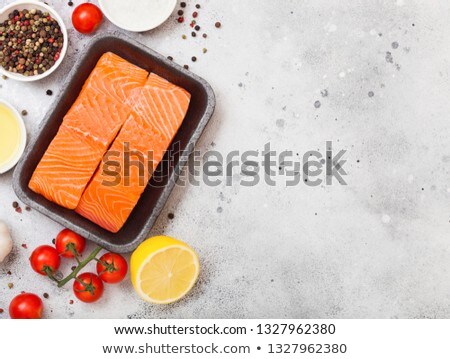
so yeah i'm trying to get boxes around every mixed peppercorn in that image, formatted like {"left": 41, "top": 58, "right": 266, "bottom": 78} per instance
{"left": 0, "top": 9, "right": 64, "bottom": 77}
{"left": 173, "top": 2, "right": 222, "bottom": 68}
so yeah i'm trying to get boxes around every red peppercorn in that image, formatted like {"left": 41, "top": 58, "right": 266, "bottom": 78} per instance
{"left": 177, "top": 16, "right": 184, "bottom": 23}
{"left": 48, "top": 38, "right": 54, "bottom": 43}
{"left": 193, "top": 12, "right": 198, "bottom": 18}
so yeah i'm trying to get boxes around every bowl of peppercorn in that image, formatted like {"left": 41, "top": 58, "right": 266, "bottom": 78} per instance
{"left": 0, "top": 0, "right": 67, "bottom": 81}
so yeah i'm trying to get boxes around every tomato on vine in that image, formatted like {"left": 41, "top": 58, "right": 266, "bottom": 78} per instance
{"left": 55, "top": 229, "right": 86, "bottom": 258}
{"left": 96, "top": 253, "right": 128, "bottom": 284}
{"left": 30, "top": 245, "right": 61, "bottom": 276}
{"left": 73, "top": 273, "right": 104, "bottom": 303}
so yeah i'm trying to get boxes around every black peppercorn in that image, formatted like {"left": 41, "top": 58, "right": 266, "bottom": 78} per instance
{"left": 0, "top": 8, "right": 64, "bottom": 77}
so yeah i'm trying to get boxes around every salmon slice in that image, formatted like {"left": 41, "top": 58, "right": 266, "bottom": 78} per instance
{"left": 78, "top": 52, "right": 148, "bottom": 104}
{"left": 29, "top": 52, "right": 148, "bottom": 209}
{"left": 76, "top": 73, "right": 191, "bottom": 232}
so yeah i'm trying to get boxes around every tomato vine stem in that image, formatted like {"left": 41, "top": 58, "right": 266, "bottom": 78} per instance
{"left": 57, "top": 246, "right": 103, "bottom": 288}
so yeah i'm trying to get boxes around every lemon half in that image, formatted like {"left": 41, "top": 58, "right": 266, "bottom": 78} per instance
{"left": 130, "top": 236, "right": 200, "bottom": 304}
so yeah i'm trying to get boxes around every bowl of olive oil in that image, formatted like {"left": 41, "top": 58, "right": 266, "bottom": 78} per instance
{"left": 0, "top": 100, "right": 26, "bottom": 174}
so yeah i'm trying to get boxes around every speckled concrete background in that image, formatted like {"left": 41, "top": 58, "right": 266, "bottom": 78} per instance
{"left": 1, "top": 0, "right": 450, "bottom": 318}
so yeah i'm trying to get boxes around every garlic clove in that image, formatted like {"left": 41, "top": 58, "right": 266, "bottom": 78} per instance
{"left": 0, "top": 221, "right": 13, "bottom": 263}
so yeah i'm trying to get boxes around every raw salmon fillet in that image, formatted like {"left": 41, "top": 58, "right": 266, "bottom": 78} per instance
{"left": 29, "top": 53, "right": 148, "bottom": 209}
{"left": 76, "top": 73, "right": 191, "bottom": 232}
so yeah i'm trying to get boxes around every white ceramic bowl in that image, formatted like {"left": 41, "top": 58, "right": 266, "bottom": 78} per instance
{"left": 99, "top": 0, "right": 177, "bottom": 32}
{"left": 0, "top": 0, "right": 68, "bottom": 82}
{"left": 0, "top": 100, "right": 27, "bottom": 174}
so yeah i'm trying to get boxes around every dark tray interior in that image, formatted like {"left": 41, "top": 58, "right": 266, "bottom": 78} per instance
{"left": 13, "top": 32, "right": 215, "bottom": 253}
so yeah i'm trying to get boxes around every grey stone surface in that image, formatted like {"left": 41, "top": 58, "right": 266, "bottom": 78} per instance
{"left": 1, "top": 0, "right": 450, "bottom": 318}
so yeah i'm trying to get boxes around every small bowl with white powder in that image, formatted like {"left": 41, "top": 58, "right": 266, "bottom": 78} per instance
{"left": 98, "top": 0, "right": 177, "bottom": 32}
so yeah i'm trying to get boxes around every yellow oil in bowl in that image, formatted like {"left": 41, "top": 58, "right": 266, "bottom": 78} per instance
{"left": 0, "top": 101, "right": 26, "bottom": 174}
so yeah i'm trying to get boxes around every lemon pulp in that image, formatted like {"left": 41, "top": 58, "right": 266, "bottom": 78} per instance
{"left": 131, "top": 236, "right": 200, "bottom": 304}
{"left": 0, "top": 103, "right": 21, "bottom": 167}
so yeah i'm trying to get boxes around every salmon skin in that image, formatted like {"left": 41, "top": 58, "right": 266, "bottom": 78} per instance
{"left": 75, "top": 74, "right": 191, "bottom": 232}
{"left": 29, "top": 52, "right": 148, "bottom": 209}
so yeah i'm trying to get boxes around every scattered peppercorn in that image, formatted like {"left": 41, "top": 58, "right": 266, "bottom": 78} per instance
{"left": 12, "top": 201, "right": 19, "bottom": 208}
{"left": 177, "top": 16, "right": 184, "bottom": 23}
{"left": 8, "top": 283, "right": 13, "bottom": 289}
{"left": 43, "top": 293, "right": 49, "bottom": 299}
{"left": 193, "top": 12, "right": 198, "bottom": 18}
{"left": 2, "top": 75, "right": 7, "bottom": 80}
{"left": 0, "top": 8, "right": 64, "bottom": 77}
{"left": 25, "top": 206, "right": 31, "bottom": 211}
{"left": 0, "top": 308, "right": 3, "bottom": 314}
{"left": 203, "top": 33, "right": 207, "bottom": 38}
{"left": 69, "top": 299, "right": 74, "bottom": 304}
{"left": 21, "top": 109, "right": 28, "bottom": 116}
{"left": 167, "top": 56, "right": 173, "bottom": 61}
{"left": 15, "top": 207, "right": 22, "bottom": 214}
{"left": 180, "top": 2, "right": 186, "bottom": 8}
{"left": 177, "top": 10, "right": 183, "bottom": 16}
{"left": 191, "top": 31, "right": 196, "bottom": 37}
{"left": 71, "top": 265, "right": 76, "bottom": 271}
{"left": 182, "top": 34, "right": 187, "bottom": 39}
{"left": 7, "top": 271, "right": 11, "bottom": 275}
{"left": 21, "top": 243, "right": 27, "bottom": 249}
{"left": 52, "top": 238, "right": 55, "bottom": 244}
{"left": 168, "top": 213, "right": 175, "bottom": 219}
{"left": 184, "top": 64, "right": 189, "bottom": 70}
{"left": 195, "top": 25, "right": 200, "bottom": 31}
{"left": 46, "top": 89, "right": 53, "bottom": 96}
{"left": 68, "top": 1, "right": 73, "bottom": 6}
{"left": 196, "top": 4, "right": 201, "bottom": 9}
{"left": 192, "top": 56, "right": 197, "bottom": 62}
{"left": 203, "top": 48, "right": 207, "bottom": 54}
{"left": 215, "top": 21, "right": 222, "bottom": 28}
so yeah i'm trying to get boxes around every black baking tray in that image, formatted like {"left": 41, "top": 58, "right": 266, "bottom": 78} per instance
{"left": 13, "top": 32, "right": 215, "bottom": 253}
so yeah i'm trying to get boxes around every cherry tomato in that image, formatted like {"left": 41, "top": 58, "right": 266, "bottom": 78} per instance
{"left": 30, "top": 245, "right": 60, "bottom": 276}
{"left": 73, "top": 273, "right": 104, "bottom": 303}
{"left": 96, "top": 253, "right": 128, "bottom": 284}
{"left": 55, "top": 229, "right": 86, "bottom": 258}
{"left": 9, "top": 293, "right": 43, "bottom": 319}
{"left": 72, "top": 3, "right": 103, "bottom": 34}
